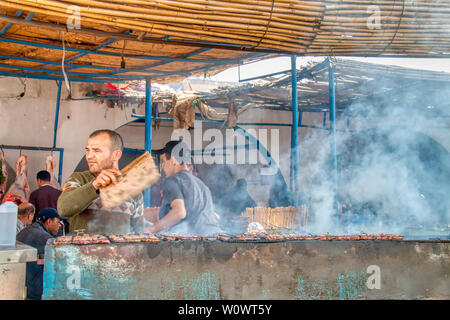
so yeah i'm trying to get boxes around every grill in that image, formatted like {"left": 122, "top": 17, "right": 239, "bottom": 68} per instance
{"left": 43, "top": 235, "right": 450, "bottom": 300}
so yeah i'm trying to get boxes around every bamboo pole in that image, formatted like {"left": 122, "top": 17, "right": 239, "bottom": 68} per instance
{"left": 67, "top": 0, "right": 325, "bottom": 18}
{"left": 16, "top": 0, "right": 321, "bottom": 35}
{"left": 7, "top": 1, "right": 320, "bottom": 48}
{"left": 1, "top": 0, "right": 449, "bottom": 58}
{"left": 2, "top": 2, "right": 268, "bottom": 47}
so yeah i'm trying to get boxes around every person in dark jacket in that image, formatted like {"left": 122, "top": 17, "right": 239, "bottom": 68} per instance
{"left": 16, "top": 208, "right": 66, "bottom": 300}
{"left": 220, "top": 178, "right": 257, "bottom": 219}
{"left": 29, "top": 170, "right": 68, "bottom": 234}
{"left": 29, "top": 170, "right": 62, "bottom": 215}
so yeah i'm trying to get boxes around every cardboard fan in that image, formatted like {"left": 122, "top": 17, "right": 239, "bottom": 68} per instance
{"left": 99, "top": 152, "right": 160, "bottom": 210}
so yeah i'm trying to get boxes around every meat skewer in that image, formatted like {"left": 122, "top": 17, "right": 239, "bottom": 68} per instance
{"left": 137, "top": 233, "right": 160, "bottom": 243}
{"left": 217, "top": 235, "right": 231, "bottom": 241}
{"left": 160, "top": 235, "right": 177, "bottom": 242}
{"left": 54, "top": 232, "right": 405, "bottom": 245}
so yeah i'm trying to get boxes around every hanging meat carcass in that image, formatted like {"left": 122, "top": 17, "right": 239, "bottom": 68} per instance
{"left": 46, "top": 155, "right": 61, "bottom": 190}
{"left": 0, "top": 152, "right": 8, "bottom": 203}
{"left": 2, "top": 155, "right": 31, "bottom": 204}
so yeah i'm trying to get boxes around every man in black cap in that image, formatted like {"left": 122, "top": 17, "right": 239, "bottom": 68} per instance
{"left": 16, "top": 208, "right": 67, "bottom": 299}
{"left": 146, "top": 140, "right": 222, "bottom": 235}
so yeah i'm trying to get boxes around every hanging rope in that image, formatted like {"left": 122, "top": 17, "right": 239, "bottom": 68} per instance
{"left": 61, "top": 31, "right": 71, "bottom": 92}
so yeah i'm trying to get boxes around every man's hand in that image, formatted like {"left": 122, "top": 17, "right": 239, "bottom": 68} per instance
{"left": 92, "top": 169, "right": 122, "bottom": 190}
{"left": 144, "top": 199, "right": 186, "bottom": 234}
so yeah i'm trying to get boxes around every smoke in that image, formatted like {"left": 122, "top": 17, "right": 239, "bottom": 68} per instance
{"left": 300, "top": 76, "right": 450, "bottom": 236}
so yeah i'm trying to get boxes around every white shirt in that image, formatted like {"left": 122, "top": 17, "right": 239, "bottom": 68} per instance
{"left": 16, "top": 219, "right": 25, "bottom": 234}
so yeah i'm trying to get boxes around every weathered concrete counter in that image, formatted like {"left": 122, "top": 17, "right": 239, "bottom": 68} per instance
{"left": 42, "top": 240, "right": 449, "bottom": 300}
{"left": 0, "top": 242, "right": 37, "bottom": 300}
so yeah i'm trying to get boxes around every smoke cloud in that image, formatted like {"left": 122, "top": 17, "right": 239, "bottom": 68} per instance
{"left": 301, "top": 76, "right": 450, "bottom": 236}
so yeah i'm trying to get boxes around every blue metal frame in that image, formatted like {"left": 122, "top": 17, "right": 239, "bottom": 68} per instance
{"left": 53, "top": 80, "right": 62, "bottom": 148}
{"left": 0, "top": 36, "right": 243, "bottom": 64}
{"left": 328, "top": 59, "right": 338, "bottom": 217}
{"left": 0, "top": 144, "right": 64, "bottom": 184}
{"left": 144, "top": 79, "right": 152, "bottom": 207}
{"left": 0, "top": 10, "right": 23, "bottom": 36}
{"left": 239, "top": 69, "right": 292, "bottom": 82}
{"left": 290, "top": 55, "right": 299, "bottom": 196}
{"left": 0, "top": 70, "right": 128, "bottom": 83}
{"left": 107, "top": 48, "right": 213, "bottom": 77}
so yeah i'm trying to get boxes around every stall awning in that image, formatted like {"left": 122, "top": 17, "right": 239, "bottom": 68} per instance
{"left": 0, "top": 1, "right": 449, "bottom": 84}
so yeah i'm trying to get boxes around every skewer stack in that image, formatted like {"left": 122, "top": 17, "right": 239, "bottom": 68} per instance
{"left": 243, "top": 206, "right": 309, "bottom": 230}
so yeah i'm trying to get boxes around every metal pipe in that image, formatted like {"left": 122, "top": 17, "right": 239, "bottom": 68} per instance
{"left": 70, "top": 97, "right": 122, "bottom": 101}
{"left": 290, "top": 55, "right": 299, "bottom": 196}
{"left": 0, "top": 36, "right": 244, "bottom": 64}
{"left": 53, "top": 81, "right": 62, "bottom": 148}
{"left": 0, "top": 10, "right": 23, "bottom": 36}
{"left": 123, "top": 148, "right": 145, "bottom": 155}
{"left": 0, "top": 71, "right": 128, "bottom": 83}
{"left": 108, "top": 48, "right": 212, "bottom": 77}
{"left": 58, "top": 149, "right": 63, "bottom": 185}
{"left": 0, "top": 63, "right": 146, "bottom": 79}
{"left": 0, "top": 145, "right": 64, "bottom": 152}
{"left": 240, "top": 69, "right": 292, "bottom": 82}
{"left": 0, "top": 145, "right": 64, "bottom": 184}
{"left": 0, "top": 54, "right": 136, "bottom": 72}
{"left": 131, "top": 113, "right": 295, "bottom": 127}
{"left": 131, "top": 113, "right": 360, "bottom": 132}
{"left": 328, "top": 59, "right": 339, "bottom": 217}
{"left": 0, "top": 11, "right": 33, "bottom": 37}
{"left": 144, "top": 78, "right": 152, "bottom": 207}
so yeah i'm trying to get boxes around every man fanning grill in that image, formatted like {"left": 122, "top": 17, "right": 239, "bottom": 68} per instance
{"left": 57, "top": 129, "right": 144, "bottom": 234}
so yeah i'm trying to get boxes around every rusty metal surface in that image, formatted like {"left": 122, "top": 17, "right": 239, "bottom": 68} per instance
{"left": 43, "top": 240, "right": 450, "bottom": 300}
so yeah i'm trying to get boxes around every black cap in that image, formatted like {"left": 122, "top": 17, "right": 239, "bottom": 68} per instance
{"left": 159, "top": 140, "right": 192, "bottom": 164}
{"left": 37, "top": 208, "right": 67, "bottom": 222}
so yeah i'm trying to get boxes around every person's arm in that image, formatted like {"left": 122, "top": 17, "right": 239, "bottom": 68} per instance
{"left": 145, "top": 198, "right": 186, "bottom": 233}
{"left": 57, "top": 173, "right": 99, "bottom": 218}
{"left": 57, "top": 169, "right": 122, "bottom": 218}
{"left": 131, "top": 193, "right": 144, "bottom": 233}
{"left": 145, "top": 178, "right": 186, "bottom": 233}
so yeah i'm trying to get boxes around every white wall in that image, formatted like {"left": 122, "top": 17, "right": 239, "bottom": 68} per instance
{"left": 0, "top": 78, "right": 135, "bottom": 191}
{"left": 1, "top": 77, "right": 449, "bottom": 203}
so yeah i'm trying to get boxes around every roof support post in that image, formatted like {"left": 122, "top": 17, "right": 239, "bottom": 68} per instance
{"left": 53, "top": 80, "right": 62, "bottom": 149}
{"left": 328, "top": 59, "right": 339, "bottom": 217}
{"left": 58, "top": 148, "right": 64, "bottom": 185}
{"left": 144, "top": 78, "right": 152, "bottom": 208}
{"left": 290, "top": 55, "right": 299, "bottom": 198}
